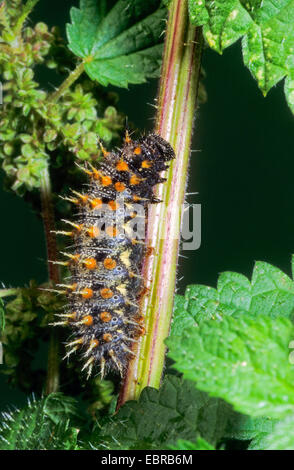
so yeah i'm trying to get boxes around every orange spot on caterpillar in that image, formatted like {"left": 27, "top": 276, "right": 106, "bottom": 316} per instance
{"left": 134, "top": 146, "right": 142, "bottom": 155}
{"left": 103, "top": 258, "right": 117, "bottom": 270}
{"left": 100, "top": 311, "right": 112, "bottom": 322}
{"left": 130, "top": 174, "right": 142, "bottom": 185}
{"left": 141, "top": 160, "right": 152, "bottom": 168}
{"left": 132, "top": 194, "right": 141, "bottom": 202}
{"left": 101, "top": 175, "right": 112, "bottom": 186}
{"left": 90, "top": 198, "right": 102, "bottom": 209}
{"left": 90, "top": 339, "right": 99, "bottom": 348}
{"left": 82, "top": 315, "right": 94, "bottom": 326}
{"left": 100, "top": 288, "right": 113, "bottom": 299}
{"left": 114, "top": 181, "right": 126, "bottom": 192}
{"left": 83, "top": 258, "right": 97, "bottom": 270}
{"left": 108, "top": 200, "right": 119, "bottom": 211}
{"left": 87, "top": 226, "right": 100, "bottom": 238}
{"left": 103, "top": 333, "right": 112, "bottom": 342}
{"left": 81, "top": 288, "right": 93, "bottom": 299}
{"left": 116, "top": 160, "right": 129, "bottom": 172}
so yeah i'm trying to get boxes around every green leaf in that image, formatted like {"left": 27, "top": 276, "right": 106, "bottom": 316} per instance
{"left": 67, "top": 0, "right": 166, "bottom": 87}
{"left": 169, "top": 437, "right": 215, "bottom": 450}
{"left": 171, "top": 261, "right": 294, "bottom": 333}
{"left": 42, "top": 393, "right": 80, "bottom": 425}
{"left": 189, "top": 0, "right": 252, "bottom": 52}
{"left": 171, "top": 294, "right": 198, "bottom": 336}
{"left": 0, "top": 393, "right": 79, "bottom": 450}
{"left": 167, "top": 315, "right": 294, "bottom": 419}
{"left": 88, "top": 376, "right": 230, "bottom": 450}
{"left": 225, "top": 413, "right": 276, "bottom": 442}
{"left": 188, "top": 0, "right": 294, "bottom": 112}
{"left": 85, "top": 44, "right": 163, "bottom": 88}
{"left": 249, "top": 415, "right": 294, "bottom": 450}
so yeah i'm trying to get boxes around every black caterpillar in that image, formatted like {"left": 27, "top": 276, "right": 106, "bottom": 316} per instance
{"left": 53, "top": 132, "right": 175, "bottom": 378}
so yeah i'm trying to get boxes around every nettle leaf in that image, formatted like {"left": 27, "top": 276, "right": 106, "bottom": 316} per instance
{"left": 88, "top": 376, "right": 230, "bottom": 450}
{"left": 42, "top": 392, "right": 80, "bottom": 425}
{"left": 188, "top": 0, "right": 294, "bottom": 112}
{"left": 167, "top": 315, "right": 294, "bottom": 419}
{"left": 171, "top": 261, "right": 294, "bottom": 335}
{"left": 169, "top": 437, "right": 215, "bottom": 450}
{"left": 225, "top": 413, "right": 276, "bottom": 442}
{"left": 67, "top": 0, "right": 166, "bottom": 87}
{"left": 0, "top": 393, "right": 79, "bottom": 450}
{"left": 249, "top": 415, "right": 294, "bottom": 450}
{"left": 171, "top": 294, "right": 198, "bottom": 335}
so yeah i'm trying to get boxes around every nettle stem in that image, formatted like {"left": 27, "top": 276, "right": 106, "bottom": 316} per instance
{"left": 117, "top": 0, "right": 203, "bottom": 408}
{"left": 49, "top": 60, "right": 85, "bottom": 103}
{"left": 40, "top": 166, "right": 60, "bottom": 394}
{"left": 0, "top": 288, "right": 20, "bottom": 298}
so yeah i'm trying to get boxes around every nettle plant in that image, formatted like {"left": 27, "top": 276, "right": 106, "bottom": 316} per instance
{"left": 0, "top": 0, "right": 294, "bottom": 451}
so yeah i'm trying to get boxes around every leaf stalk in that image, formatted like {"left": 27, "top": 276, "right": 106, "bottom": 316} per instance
{"left": 49, "top": 60, "right": 86, "bottom": 103}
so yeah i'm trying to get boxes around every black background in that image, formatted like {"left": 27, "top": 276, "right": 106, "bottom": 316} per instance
{"left": 1, "top": 0, "right": 294, "bottom": 409}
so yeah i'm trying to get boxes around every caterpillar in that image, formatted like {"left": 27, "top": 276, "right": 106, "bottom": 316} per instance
{"left": 52, "top": 132, "right": 175, "bottom": 379}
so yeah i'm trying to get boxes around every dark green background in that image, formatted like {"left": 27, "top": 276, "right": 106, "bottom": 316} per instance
{"left": 1, "top": 0, "right": 294, "bottom": 409}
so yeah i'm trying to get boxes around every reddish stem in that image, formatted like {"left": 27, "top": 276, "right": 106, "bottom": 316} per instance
{"left": 40, "top": 167, "right": 60, "bottom": 394}
{"left": 117, "top": 0, "right": 203, "bottom": 408}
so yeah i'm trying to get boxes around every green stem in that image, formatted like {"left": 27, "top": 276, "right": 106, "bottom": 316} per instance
{"left": 40, "top": 165, "right": 60, "bottom": 395}
{"left": 13, "top": 0, "right": 40, "bottom": 37}
{"left": 117, "top": 0, "right": 203, "bottom": 407}
{"left": 0, "top": 288, "right": 20, "bottom": 298}
{"left": 49, "top": 61, "right": 86, "bottom": 103}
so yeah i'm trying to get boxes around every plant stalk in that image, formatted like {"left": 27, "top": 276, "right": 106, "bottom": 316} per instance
{"left": 40, "top": 165, "right": 60, "bottom": 394}
{"left": 14, "top": 0, "right": 40, "bottom": 37}
{"left": 49, "top": 61, "right": 85, "bottom": 103}
{"left": 0, "top": 288, "right": 20, "bottom": 298}
{"left": 117, "top": 0, "right": 203, "bottom": 408}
